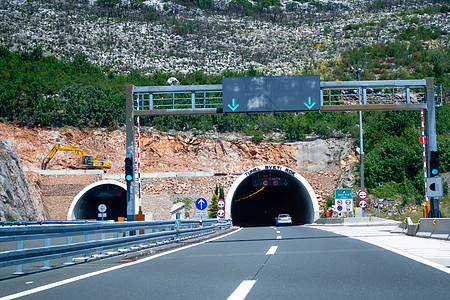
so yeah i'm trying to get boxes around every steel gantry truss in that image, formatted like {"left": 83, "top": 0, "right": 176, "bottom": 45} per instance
{"left": 125, "top": 78, "right": 443, "bottom": 220}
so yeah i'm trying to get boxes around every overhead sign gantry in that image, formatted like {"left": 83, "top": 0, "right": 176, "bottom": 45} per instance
{"left": 125, "top": 77, "right": 443, "bottom": 220}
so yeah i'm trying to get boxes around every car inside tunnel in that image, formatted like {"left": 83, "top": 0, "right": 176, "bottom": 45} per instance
{"left": 69, "top": 182, "right": 127, "bottom": 221}
{"left": 227, "top": 166, "right": 318, "bottom": 227}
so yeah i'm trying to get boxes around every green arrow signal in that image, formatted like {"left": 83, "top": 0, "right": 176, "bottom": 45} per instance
{"left": 228, "top": 98, "right": 240, "bottom": 111}
{"left": 304, "top": 97, "right": 316, "bottom": 110}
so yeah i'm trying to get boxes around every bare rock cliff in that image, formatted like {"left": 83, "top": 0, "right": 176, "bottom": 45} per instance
{"left": 0, "top": 140, "right": 49, "bottom": 221}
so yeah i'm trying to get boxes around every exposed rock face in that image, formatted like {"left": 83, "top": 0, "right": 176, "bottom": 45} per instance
{"left": 0, "top": 140, "right": 49, "bottom": 221}
{"left": 293, "top": 137, "right": 354, "bottom": 172}
{"left": 0, "top": 123, "right": 359, "bottom": 220}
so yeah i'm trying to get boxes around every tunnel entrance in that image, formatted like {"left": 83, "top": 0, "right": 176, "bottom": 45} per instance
{"left": 67, "top": 180, "right": 127, "bottom": 221}
{"left": 225, "top": 165, "right": 319, "bottom": 227}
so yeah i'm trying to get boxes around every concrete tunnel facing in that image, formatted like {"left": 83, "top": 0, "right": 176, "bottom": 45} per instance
{"left": 68, "top": 180, "right": 127, "bottom": 221}
{"left": 225, "top": 165, "right": 319, "bottom": 226}
{"left": 67, "top": 167, "right": 318, "bottom": 225}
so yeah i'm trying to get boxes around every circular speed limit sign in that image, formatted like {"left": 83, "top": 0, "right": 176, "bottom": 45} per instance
{"left": 359, "top": 200, "right": 368, "bottom": 208}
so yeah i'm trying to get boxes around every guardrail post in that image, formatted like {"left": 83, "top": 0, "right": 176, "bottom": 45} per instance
{"left": 85, "top": 234, "right": 91, "bottom": 257}
{"left": 13, "top": 240, "right": 24, "bottom": 275}
{"left": 125, "top": 230, "right": 130, "bottom": 249}
{"left": 101, "top": 233, "right": 106, "bottom": 255}
{"left": 65, "top": 236, "right": 74, "bottom": 265}
{"left": 175, "top": 220, "right": 181, "bottom": 240}
{"left": 113, "top": 232, "right": 119, "bottom": 251}
{"left": 43, "top": 238, "right": 51, "bottom": 269}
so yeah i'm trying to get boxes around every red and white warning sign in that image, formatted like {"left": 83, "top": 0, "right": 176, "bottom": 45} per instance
{"left": 217, "top": 209, "right": 225, "bottom": 218}
{"left": 357, "top": 190, "right": 368, "bottom": 200}
{"left": 359, "top": 199, "right": 368, "bottom": 209}
{"left": 217, "top": 199, "right": 225, "bottom": 209}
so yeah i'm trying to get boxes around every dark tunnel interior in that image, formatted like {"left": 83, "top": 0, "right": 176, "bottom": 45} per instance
{"left": 74, "top": 184, "right": 127, "bottom": 221}
{"left": 230, "top": 170, "right": 312, "bottom": 227}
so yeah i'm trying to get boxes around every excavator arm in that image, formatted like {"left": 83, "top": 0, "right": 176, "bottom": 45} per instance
{"left": 41, "top": 144, "right": 111, "bottom": 170}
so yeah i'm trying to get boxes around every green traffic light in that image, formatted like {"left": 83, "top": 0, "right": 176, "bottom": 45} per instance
{"left": 126, "top": 174, "right": 133, "bottom": 181}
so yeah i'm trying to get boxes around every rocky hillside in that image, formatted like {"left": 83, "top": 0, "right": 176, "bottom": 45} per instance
{"left": 0, "top": 140, "right": 49, "bottom": 221}
{"left": 1, "top": 0, "right": 447, "bottom": 75}
{"left": 0, "top": 122, "right": 355, "bottom": 175}
{"left": 0, "top": 123, "right": 358, "bottom": 220}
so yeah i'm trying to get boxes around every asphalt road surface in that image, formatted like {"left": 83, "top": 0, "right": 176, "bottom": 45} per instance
{"left": 1, "top": 226, "right": 449, "bottom": 299}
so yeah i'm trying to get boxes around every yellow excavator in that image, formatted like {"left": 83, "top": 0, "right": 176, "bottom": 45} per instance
{"left": 41, "top": 144, "right": 112, "bottom": 170}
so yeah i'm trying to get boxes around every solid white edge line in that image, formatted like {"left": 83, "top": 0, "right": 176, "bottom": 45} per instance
{"left": 313, "top": 227, "right": 450, "bottom": 275}
{"left": 0, "top": 228, "right": 243, "bottom": 300}
{"left": 352, "top": 236, "right": 450, "bottom": 275}
{"left": 266, "top": 246, "right": 278, "bottom": 255}
{"left": 227, "top": 280, "right": 257, "bottom": 300}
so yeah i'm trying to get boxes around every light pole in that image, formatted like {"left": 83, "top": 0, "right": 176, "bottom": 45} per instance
{"left": 350, "top": 66, "right": 364, "bottom": 192}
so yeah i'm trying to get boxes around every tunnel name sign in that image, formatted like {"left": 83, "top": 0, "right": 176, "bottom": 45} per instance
{"left": 223, "top": 75, "right": 321, "bottom": 113}
{"left": 244, "top": 165, "right": 297, "bottom": 177}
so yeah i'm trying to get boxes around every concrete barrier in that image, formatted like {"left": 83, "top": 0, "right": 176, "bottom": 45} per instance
{"left": 430, "top": 218, "right": 450, "bottom": 240}
{"left": 391, "top": 218, "right": 408, "bottom": 234}
{"left": 406, "top": 217, "right": 419, "bottom": 236}
{"left": 416, "top": 218, "right": 450, "bottom": 239}
{"left": 343, "top": 217, "right": 400, "bottom": 226}
{"left": 416, "top": 218, "right": 435, "bottom": 238}
{"left": 314, "top": 218, "right": 344, "bottom": 225}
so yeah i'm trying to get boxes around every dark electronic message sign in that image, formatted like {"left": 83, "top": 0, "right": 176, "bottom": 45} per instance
{"left": 222, "top": 75, "right": 320, "bottom": 113}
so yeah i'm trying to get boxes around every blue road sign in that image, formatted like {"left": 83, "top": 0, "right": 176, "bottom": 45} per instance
{"left": 195, "top": 198, "right": 207, "bottom": 211}
{"left": 223, "top": 75, "right": 321, "bottom": 113}
{"left": 337, "top": 205, "right": 343, "bottom": 211}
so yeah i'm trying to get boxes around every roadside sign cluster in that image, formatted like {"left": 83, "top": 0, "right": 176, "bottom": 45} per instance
{"left": 357, "top": 190, "right": 368, "bottom": 209}
{"left": 334, "top": 189, "right": 369, "bottom": 216}
{"left": 195, "top": 197, "right": 226, "bottom": 218}
{"left": 335, "top": 189, "right": 353, "bottom": 213}
{"left": 98, "top": 204, "right": 107, "bottom": 219}
{"left": 217, "top": 199, "right": 225, "bottom": 218}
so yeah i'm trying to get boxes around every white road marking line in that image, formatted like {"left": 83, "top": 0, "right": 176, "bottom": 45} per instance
{"left": 0, "top": 229, "right": 243, "bottom": 300}
{"left": 276, "top": 236, "right": 282, "bottom": 240}
{"left": 352, "top": 236, "right": 450, "bottom": 275}
{"left": 227, "top": 280, "right": 256, "bottom": 300}
{"left": 276, "top": 231, "right": 280, "bottom": 233}
{"left": 266, "top": 246, "right": 278, "bottom": 255}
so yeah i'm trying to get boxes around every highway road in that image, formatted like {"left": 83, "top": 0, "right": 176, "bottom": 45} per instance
{"left": 1, "top": 225, "right": 449, "bottom": 299}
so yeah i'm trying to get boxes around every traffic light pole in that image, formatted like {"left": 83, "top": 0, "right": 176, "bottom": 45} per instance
{"left": 426, "top": 77, "right": 440, "bottom": 218}
{"left": 125, "top": 85, "right": 136, "bottom": 221}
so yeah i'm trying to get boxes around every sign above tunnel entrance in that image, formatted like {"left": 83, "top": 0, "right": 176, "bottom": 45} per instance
{"left": 223, "top": 75, "right": 321, "bottom": 113}
{"left": 243, "top": 165, "right": 297, "bottom": 178}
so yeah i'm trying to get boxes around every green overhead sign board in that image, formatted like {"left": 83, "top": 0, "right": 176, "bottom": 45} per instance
{"left": 222, "top": 75, "right": 321, "bottom": 113}
{"left": 335, "top": 189, "right": 353, "bottom": 200}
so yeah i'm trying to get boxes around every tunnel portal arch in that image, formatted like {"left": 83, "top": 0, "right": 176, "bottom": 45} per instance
{"left": 67, "top": 180, "right": 127, "bottom": 221}
{"left": 225, "top": 165, "right": 319, "bottom": 226}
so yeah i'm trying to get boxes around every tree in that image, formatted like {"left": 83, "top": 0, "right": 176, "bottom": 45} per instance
{"left": 208, "top": 191, "right": 218, "bottom": 218}
{"left": 218, "top": 185, "right": 225, "bottom": 201}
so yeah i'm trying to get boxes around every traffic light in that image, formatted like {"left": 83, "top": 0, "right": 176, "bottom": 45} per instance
{"left": 429, "top": 151, "right": 439, "bottom": 177}
{"left": 125, "top": 157, "right": 133, "bottom": 182}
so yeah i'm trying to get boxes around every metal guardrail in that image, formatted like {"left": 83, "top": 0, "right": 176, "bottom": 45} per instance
{"left": 0, "top": 219, "right": 231, "bottom": 274}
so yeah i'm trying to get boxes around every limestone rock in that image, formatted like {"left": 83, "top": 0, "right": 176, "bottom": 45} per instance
{"left": 0, "top": 140, "right": 49, "bottom": 221}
